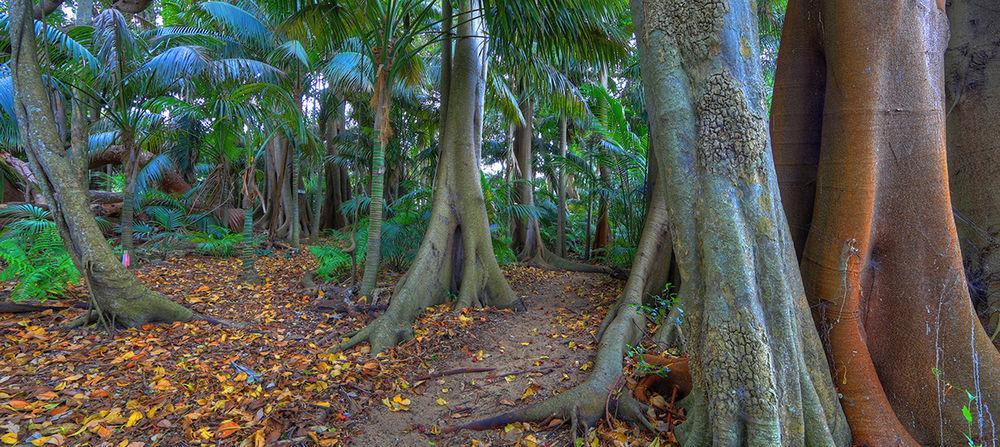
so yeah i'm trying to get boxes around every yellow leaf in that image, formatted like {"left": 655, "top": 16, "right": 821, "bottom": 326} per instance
{"left": 117, "top": 440, "right": 129, "bottom": 447}
{"left": 1, "top": 433, "right": 16, "bottom": 445}
{"left": 252, "top": 429, "right": 265, "bottom": 447}
{"left": 125, "top": 410, "right": 143, "bottom": 427}
{"left": 30, "top": 436, "right": 49, "bottom": 446}
{"left": 435, "top": 398, "right": 447, "bottom": 406}
{"left": 520, "top": 383, "right": 541, "bottom": 400}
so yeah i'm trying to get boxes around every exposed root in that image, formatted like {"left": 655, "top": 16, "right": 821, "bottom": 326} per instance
{"left": 451, "top": 378, "right": 654, "bottom": 433}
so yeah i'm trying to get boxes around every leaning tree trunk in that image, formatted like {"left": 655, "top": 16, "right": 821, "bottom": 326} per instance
{"left": 511, "top": 98, "right": 606, "bottom": 273}
{"left": 946, "top": 0, "right": 1000, "bottom": 339}
{"left": 7, "top": 0, "right": 192, "bottom": 326}
{"left": 359, "top": 80, "right": 391, "bottom": 298}
{"left": 335, "top": 0, "right": 520, "bottom": 354}
{"left": 772, "top": 1, "right": 999, "bottom": 445}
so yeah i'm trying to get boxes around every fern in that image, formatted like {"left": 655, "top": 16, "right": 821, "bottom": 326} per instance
{"left": 0, "top": 209, "right": 80, "bottom": 302}
{"left": 309, "top": 245, "right": 353, "bottom": 282}
{"left": 187, "top": 225, "right": 243, "bottom": 257}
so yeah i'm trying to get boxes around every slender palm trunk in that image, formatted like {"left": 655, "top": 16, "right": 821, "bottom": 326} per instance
{"left": 240, "top": 195, "right": 258, "bottom": 282}
{"left": 556, "top": 115, "right": 568, "bottom": 258}
{"left": 120, "top": 141, "right": 138, "bottom": 254}
{"left": 359, "top": 82, "right": 390, "bottom": 297}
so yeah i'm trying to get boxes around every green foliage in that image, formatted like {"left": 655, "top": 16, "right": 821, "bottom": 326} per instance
{"left": 0, "top": 205, "right": 80, "bottom": 302}
{"left": 309, "top": 245, "right": 353, "bottom": 282}
{"left": 187, "top": 225, "right": 243, "bottom": 257}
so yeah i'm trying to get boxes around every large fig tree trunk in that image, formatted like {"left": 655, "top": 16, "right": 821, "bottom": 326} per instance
{"left": 8, "top": 0, "right": 192, "bottom": 326}
{"left": 633, "top": 0, "right": 849, "bottom": 443}
{"left": 466, "top": 2, "right": 850, "bottom": 444}
{"left": 335, "top": 0, "right": 519, "bottom": 354}
{"left": 946, "top": 0, "right": 1000, "bottom": 338}
{"left": 772, "top": 1, "right": 999, "bottom": 445}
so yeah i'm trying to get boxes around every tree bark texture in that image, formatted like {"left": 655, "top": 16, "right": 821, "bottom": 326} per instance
{"left": 634, "top": 0, "right": 850, "bottom": 444}
{"left": 8, "top": 0, "right": 192, "bottom": 326}
{"left": 772, "top": 0, "right": 999, "bottom": 445}
{"left": 946, "top": 0, "right": 1000, "bottom": 338}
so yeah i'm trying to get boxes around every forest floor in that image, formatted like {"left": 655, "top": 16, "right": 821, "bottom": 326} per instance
{"left": 0, "top": 250, "right": 666, "bottom": 447}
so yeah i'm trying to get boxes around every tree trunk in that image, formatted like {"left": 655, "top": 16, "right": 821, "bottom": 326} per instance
{"left": 240, "top": 194, "right": 258, "bottom": 282}
{"left": 946, "top": 0, "right": 1000, "bottom": 339}
{"left": 592, "top": 165, "right": 611, "bottom": 252}
{"left": 359, "top": 81, "right": 390, "bottom": 297}
{"left": 321, "top": 102, "right": 350, "bottom": 230}
{"left": 634, "top": 0, "right": 849, "bottom": 444}
{"left": 556, "top": 115, "right": 568, "bottom": 258}
{"left": 772, "top": 1, "right": 999, "bottom": 445}
{"left": 336, "top": 0, "right": 519, "bottom": 354}
{"left": 8, "top": 0, "right": 192, "bottom": 326}
{"left": 511, "top": 97, "right": 605, "bottom": 273}
{"left": 120, "top": 140, "right": 138, "bottom": 254}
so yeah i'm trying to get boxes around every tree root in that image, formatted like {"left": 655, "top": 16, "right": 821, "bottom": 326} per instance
{"left": 450, "top": 377, "right": 654, "bottom": 434}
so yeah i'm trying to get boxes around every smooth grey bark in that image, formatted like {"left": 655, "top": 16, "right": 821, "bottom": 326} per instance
{"left": 8, "top": 0, "right": 192, "bottom": 326}
{"left": 335, "top": 0, "right": 519, "bottom": 354}
{"left": 946, "top": 0, "right": 1000, "bottom": 337}
{"left": 631, "top": 0, "right": 849, "bottom": 445}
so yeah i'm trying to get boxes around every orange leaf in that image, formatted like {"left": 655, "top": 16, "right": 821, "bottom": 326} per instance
{"left": 217, "top": 419, "right": 240, "bottom": 438}
{"left": 7, "top": 400, "right": 30, "bottom": 410}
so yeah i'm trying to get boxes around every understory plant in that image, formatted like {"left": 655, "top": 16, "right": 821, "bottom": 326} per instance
{"left": 0, "top": 204, "right": 80, "bottom": 301}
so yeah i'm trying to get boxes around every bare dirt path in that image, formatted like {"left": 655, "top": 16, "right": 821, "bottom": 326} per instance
{"left": 349, "top": 267, "right": 622, "bottom": 446}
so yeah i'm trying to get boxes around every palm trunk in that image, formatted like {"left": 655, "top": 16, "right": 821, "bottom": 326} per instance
{"left": 359, "top": 82, "right": 390, "bottom": 297}
{"left": 240, "top": 195, "right": 258, "bottom": 282}
{"left": 773, "top": 1, "right": 998, "bottom": 445}
{"left": 120, "top": 140, "right": 138, "bottom": 254}
{"left": 8, "top": 0, "right": 192, "bottom": 326}
{"left": 336, "top": 0, "right": 518, "bottom": 353}
{"left": 556, "top": 115, "right": 568, "bottom": 258}
{"left": 592, "top": 165, "right": 611, "bottom": 253}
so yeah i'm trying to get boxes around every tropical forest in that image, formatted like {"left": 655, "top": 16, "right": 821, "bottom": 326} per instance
{"left": 0, "top": 0, "right": 997, "bottom": 445}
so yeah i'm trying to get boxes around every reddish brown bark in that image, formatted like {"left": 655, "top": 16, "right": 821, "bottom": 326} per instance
{"left": 772, "top": 1, "right": 999, "bottom": 445}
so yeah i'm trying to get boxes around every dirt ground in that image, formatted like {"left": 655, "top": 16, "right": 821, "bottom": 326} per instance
{"left": 350, "top": 268, "right": 618, "bottom": 446}
{"left": 0, "top": 251, "right": 661, "bottom": 447}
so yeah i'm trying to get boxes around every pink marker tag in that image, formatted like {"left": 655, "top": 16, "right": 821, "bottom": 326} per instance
{"left": 122, "top": 250, "right": 131, "bottom": 268}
